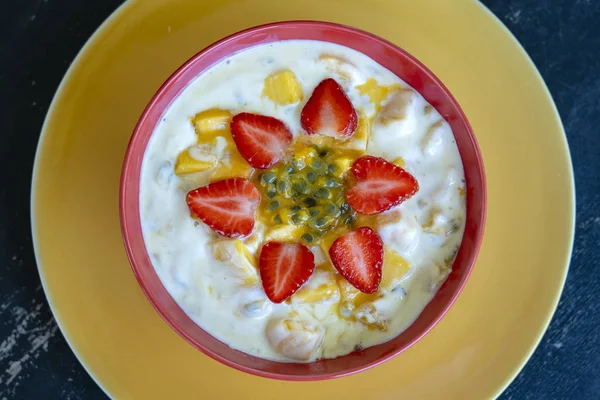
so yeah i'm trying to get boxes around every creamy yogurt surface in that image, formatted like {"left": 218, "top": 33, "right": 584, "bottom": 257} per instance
{"left": 139, "top": 40, "right": 466, "bottom": 362}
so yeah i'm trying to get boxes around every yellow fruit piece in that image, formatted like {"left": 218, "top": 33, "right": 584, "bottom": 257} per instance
{"left": 331, "top": 155, "right": 355, "bottom": 175}
{"left": 356, "top": 78, "right": 401, "bottom": 110}
{"left": 262, "top": 70, "right": 303, "bottom": 105}
{"left": 290, "top": 264, "right": 339, "bottom": 304}
{"left": 191, "top": 109, "right": 232, "bottom": 135}
{"left": 210, "top": 239, "right": 258, "bottom": 286}
{"left": 235, "top": 240, "right": 258, "bottom": 269}
{"left": 198, "top": 130, "right": 228, "bottom": 145}
{"left": 292, "top": 282, "right": 339, "bottom": 304}
{"left": 264, "top": 225, "right": 306, "bottom": 242}
{"left": 189, "top": 129, "right": 253, "bottom": 181}
{"left": 320, "top": 227, "right": 351, "bottom": 258}
{"left": 300, "top": 135, "right": 335, "bottom": 149}
{"left": 210, "top": 151, "right": 253, "bottom": 182}
{"left": 333, "top": 246, "right": 407, "bottom": 319}
{"left": 174, "top": 146, "right": 217, "bottom": 175}
{"left": 380, "top": 246, "right": 410, "bottom": 291}
{"left": 336, "top": 276, "right": 377, "bottom": 317}
{"left": 393, "top": 157, "right": 406, "bottom": 168}
{"left": 353, "top": 214, "right": 378, "bottom": 231}
{"left": 290, "top": 143, "right": 318, "bottom": 168}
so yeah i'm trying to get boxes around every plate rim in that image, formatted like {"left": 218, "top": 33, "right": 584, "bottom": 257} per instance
{"left": 29, "top": 0, "right": 575, "bottom": 398}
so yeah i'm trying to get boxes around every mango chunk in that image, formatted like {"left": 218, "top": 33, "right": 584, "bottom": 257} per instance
{"left": 380, "top": 246, "right": 410, "bottom": 291}
{"left": 262, "top": 70, "right": 303, "bottom": 105}
{"left": 264, "top": 225, "right": 306, "bottom": 242}
{"left": 210, "top": 239, "right": 258, "bottom": 286}
{"left": 356, "top": 78, "right": 401, "bottom": 111}
{"left": 392, "top": 157, "right": 406, "bottom": 168}
{"left": 331, "top": 155, "right": 354, "bottom": 175}
{"left": 192, "top": 109, "right": 232, "bottom": 135}
{"left": 174, "top": 145, "right": 217, "bottom": 175}
{"left": 292, "top": 281, "right": 338, "bottom": 304}
{"left": 290, "top": 264, "right": 339, "bottom": 304}
{"left": 336, "top": 275, "right": 378, "bottom": 320}
{"left": 320, "top": 227, "right": 351, "bottom": 258}
{"left": 209, "top": 151, "right": 253, "bottom": 182}
{"left": 353, "top": 214, "right": 378, "bottom": 231}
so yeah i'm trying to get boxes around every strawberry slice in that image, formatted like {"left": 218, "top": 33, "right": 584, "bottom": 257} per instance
{"left": 186, "top": 178, "right": 260, "bottom": 238}
{"left": 346, "top": 156, "right": 419, "bottom": 215}
{"left": 329, "top": 227, "right": 383, "bottom": 294}
{"left": 300, "top": 78, "right": 358, "bottom": 137}
{"left": 259, "top": 242, "right": 315, "bottom": 303}
{"left": 230, "top": 112, "right": 293, "bottom": 169}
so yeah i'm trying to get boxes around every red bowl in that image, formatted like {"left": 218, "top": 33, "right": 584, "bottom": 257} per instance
{"left": 120, "top": 21, "right": 486, "bottom": 380}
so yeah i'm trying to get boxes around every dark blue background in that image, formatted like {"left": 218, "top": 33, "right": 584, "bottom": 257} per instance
{"left": 1, "top": 1, "right": 598, "bottom": 398}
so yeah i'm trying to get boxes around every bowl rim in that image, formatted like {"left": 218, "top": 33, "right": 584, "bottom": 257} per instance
{"left": 120, "top": 19, "right": 487, "bottom": 381}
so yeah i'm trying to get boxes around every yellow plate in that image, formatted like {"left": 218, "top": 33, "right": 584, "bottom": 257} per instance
{"left": 32, "top": 0, "right": 574, "bottom": 398}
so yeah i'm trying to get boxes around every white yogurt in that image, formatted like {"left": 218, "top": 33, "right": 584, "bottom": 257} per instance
{"left": 139, "top": 40, "right": 466, "bottom": 362}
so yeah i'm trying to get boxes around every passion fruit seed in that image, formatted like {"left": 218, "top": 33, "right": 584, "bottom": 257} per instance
{"left": 311, "top": 159, "right": 323, "bottom": 169}
{"left": 292, "top": 180, "right": 308, "bottom": 194}
{"left": 292, "top": 157, "right": 305, "bottom": 169}
{"left": 307, "top": 171, "right": 317, "bottom": 184}
{"left": 261, "top": 171, "right": 277, "bottom": 184}
{"left": 315, "top": 188, "right": 330, "bottom": 199}
{"left": 309, "top": 207, "right": 320, "bottom": 217}
{"left": 292, "top": 211, "right": 309, "bottom": 225}
{"left": 268, "top": 200, "right": 280, "bottom": 211}
{"left": 324, "top": 177, "right": 337, "bottom": 187}
{"left": 273, "top": 214, "right": 282, "bottom": 224}
{"left": 277, "top": 181, "right": 288, "bottom": 194}
{"left": 304, "top": 197, "right": 317, "bottom": 207}
{"left": 324, "top": 202, "right": 340, "bottom": 217}
{"left": 290, "top": 205, "right": 301, "bottom": 213}
{"left": 315, "top": 217, "right": 329, "bottom": 228}
{"left": 327, "top": 164, "right": 338, "bottom": 175}
{"left": 301, "top": 233, "right": 314, "bottom": 243}
{"left": 266, "top": 183, "right": 277, "bottom": 198}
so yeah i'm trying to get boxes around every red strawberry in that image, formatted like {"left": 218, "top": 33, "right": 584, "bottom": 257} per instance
{"left": 259, "top": 242, "right": 315, "bottom": 303}
{"left": 346, "top": 156, "right": 419, "bottom": 215}
{"left": 300, "top": 78, "right": 358, "bottom": 137}
{"left": 230, "top": 112, "right": 293, "bottom": 169}
{"left": 186, "top": 178, "right": 260, "bottom": 238}
{"left": 329, "top": 227, "right": 383, "bottom": 294}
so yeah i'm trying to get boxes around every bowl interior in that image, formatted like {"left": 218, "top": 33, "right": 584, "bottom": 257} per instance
{"left": 120, "top": 21, "right": 486, "bottom": 380}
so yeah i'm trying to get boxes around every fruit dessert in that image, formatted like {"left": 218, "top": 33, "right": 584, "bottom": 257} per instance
{"left": 139, "top": 40, "right": 466, "bottom": 362}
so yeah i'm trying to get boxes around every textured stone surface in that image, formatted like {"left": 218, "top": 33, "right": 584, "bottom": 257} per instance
{"left": 0, "top": 0, "right": 598, "bottom": 398}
